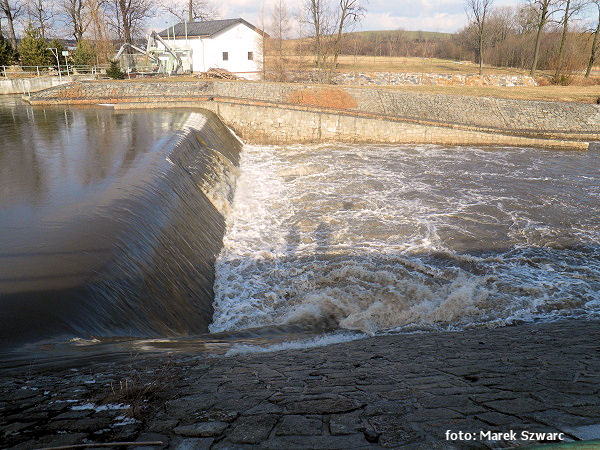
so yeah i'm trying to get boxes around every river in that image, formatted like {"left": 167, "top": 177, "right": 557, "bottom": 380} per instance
{"left": 1, "top": 97, "right": 598, "bottom": 358}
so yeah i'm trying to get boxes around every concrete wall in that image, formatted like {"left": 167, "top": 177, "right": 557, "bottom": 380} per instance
{"left": 0, "top": 76, "right": 72, "bottom": 95}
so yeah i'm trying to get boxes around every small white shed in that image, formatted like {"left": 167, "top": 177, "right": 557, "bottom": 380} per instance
{"left": 156, "top": 18, "right": 266, "bottom": 80}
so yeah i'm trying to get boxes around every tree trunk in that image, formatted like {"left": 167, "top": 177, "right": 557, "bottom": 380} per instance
{"left": 188, "top": 0, "right": 192, "bottom": 22}
{"left": 478, "top": 28, "right": 483, "bottom": 76}
{"left": 332, "top": 17, "right": 344, "bottom": 72}
{"left": 586, "top": 14, "right": 600, "bottom": 78}
{"left": 530, "top": 4, "right": 548, "bottom": 77}
{"left": 118, "top": 0, "right": 132, "bottom": 44}
{"left": 313, "top": 19, "right": 321, "bottom": 67}
{"left": 554, "top": 0, "right": 570, "bottom": 80}
{"left": 1, "top": 0, "right": 18, "bottom": 50}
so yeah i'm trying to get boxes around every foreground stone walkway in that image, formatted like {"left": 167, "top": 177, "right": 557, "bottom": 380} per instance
{"left": 2, "top": 319, "right": 600, "bottom": 449}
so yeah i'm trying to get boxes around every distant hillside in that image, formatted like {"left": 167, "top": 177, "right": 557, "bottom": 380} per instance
{"left": 348, "top": 29, "right": 453, "bottom": 41}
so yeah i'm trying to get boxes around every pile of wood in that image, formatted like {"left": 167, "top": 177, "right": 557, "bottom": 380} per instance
{"left": 199, "top": 68, "right": 238, "bottom": 80}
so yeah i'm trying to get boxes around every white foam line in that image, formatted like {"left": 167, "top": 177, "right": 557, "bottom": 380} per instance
{"left": 223, "top": 332, "right": 367, "bottom": 357}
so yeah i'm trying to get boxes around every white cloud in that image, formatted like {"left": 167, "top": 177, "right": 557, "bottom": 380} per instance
{"left": 362, "top": 12, "right": 466, "bottom": 33}
{"left": 151, "top": 0, "right": 524, "bottom": 34}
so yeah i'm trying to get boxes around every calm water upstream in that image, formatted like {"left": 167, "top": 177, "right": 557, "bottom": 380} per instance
{"left": 1, "top": 96, "right": 599, "bottom": 358}
{"left": 0, "top": 97, "right": 237, "bottom": 351}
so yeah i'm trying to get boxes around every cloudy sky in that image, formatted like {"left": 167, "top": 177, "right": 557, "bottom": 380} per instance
{"left": 154, "top": 0, "right": 520, "bottom": 35}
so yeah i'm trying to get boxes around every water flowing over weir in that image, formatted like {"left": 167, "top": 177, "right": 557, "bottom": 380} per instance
{"left": 211, "top": 144, "right": 600, "bottom": 335}
{"left": 0, "top": 99, "right": 242, "bottom": 349}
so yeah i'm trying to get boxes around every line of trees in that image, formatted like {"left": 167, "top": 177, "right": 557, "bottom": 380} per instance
{"left": 2, "top": 0, "right": 599, "bottom": 82}
{"left": 463, "top": 0, "right": 600, "bottom": 80}
{"left": 0, "top": 0, "right": 216, "bottom": 67}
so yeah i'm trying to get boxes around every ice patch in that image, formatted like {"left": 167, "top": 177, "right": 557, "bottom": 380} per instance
{"left": 72, "top": 403, "right": 129, "bottom": 411}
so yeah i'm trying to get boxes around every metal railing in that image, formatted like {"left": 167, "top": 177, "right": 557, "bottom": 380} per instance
{"left": 1, "top": 65, "right": 107, "bottom": 80}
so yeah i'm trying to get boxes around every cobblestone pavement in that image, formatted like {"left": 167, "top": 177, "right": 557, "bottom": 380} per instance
{"left": 2, "top": 319, "right": 600, "bottom": 449}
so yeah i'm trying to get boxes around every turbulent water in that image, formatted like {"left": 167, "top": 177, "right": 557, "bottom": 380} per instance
{"left": 211, "top": 143, "right": 600, "bottom": 335}
{"left": 1, "top": 96, "right": 599, "bottom": 357}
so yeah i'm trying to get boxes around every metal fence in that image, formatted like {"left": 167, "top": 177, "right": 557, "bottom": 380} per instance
{"left": 1, "top": 64, "right": 169, "bottom": 79}
{"left": 1, "top": 65, "right": 107, "bottom": 80}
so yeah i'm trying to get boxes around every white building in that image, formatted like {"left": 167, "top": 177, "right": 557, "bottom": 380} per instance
{"left": 155, "top": 18, "right": 266, "bottom": 80}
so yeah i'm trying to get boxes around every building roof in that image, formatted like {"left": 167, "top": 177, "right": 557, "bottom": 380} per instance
{"left": 157, "top": 18, "right": 267, "bottom": 39}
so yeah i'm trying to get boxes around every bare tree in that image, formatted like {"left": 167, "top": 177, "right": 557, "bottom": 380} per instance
{"left": 258, "top": 1, "right": 266, "bottom": 79}
{"left": 586, "top": 0, "right": 600, "bottom": 76}
{"left": 269, "top": 0, "right": 289, "bottom": 79}
{"left": 164, "top": 0, "right": 217, "bottom": 23}
{"left": 117, "top": 0, "right": 153, "bottom": 44}
{"left": 62, "top": 0, "right": 88, "bottom": 41}
{"left": 300, "top": 0, "right": 331, "bottom": 68}
{"left": 331, "top": 0, "right": 365, "bottom": 71}
{"left": 87, "top": 0, "right": 113, "bottom": 63}
{"left": 528, "top": 0, "right": 560, "bottom": 76}
{"left": 0, "top": 0, "right": 22, "bottom": 48}
{"left": 26, "top": 0, "right": 54, "bottom": 39}
{"left": 554, "top": 0, "right": 587, "bottom": 79}
{"left": 465, "top": 0, "right": 494, "bottom": 75}
{"left": 271, "top": 0, "right": 289, "bottom": 58}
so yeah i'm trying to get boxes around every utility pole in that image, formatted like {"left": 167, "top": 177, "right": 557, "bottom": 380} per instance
{"left": 47, "top": 48, "right": 62, "bottom": 81}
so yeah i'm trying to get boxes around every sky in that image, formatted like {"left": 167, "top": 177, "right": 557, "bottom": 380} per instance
{"left": 153, "top": 0, "right": 521, "bottom": 35}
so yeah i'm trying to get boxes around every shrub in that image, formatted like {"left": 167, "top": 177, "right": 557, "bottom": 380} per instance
{"left": 106, "top": 60, "right": 125, "bottom": 79}
{"left": 18, "top": 25, "right": 53, "bottom": 68}
{"left": 0, "top": 34, "right": 16, "bottom": 66}
{"left": 72, "top": 39, "right": 96, "bottom": 67}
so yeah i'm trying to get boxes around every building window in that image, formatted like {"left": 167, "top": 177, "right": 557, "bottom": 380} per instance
{"left": 248, "top": 52, "right": 254, "bottom": 60}
{"left": 222, "top": 52, "right": 228, "bottom": 61}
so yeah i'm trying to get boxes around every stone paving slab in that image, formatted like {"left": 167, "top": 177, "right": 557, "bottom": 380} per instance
{"left": 1, "top": 319, "right": 600, "bottom": 448}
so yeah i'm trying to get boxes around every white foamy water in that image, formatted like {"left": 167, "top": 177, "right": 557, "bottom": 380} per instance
{"left": 210, "top": 144, "right": 600, "bottom": 335}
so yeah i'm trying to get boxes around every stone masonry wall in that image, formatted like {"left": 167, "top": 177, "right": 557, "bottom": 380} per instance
{"left": 112, "top": 101, "right": 589, "bottom": 150}
{"left": 30, "top": 80, "right": 600, "bottom": 139}
{"left": 333, "top": 72, "right": 537, "bottom": 87}
{"left": 32, "top": 80, "right": 598, "bottom": 135}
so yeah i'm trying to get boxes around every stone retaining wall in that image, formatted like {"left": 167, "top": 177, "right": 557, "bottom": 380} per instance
{"left": 27, "top": 80, "right": 600, "bottom": 149}
{"left": 333, "top": 72, "right": 538, "bottom": 87}
{"left": 31, "top": 80, "right": 600, "bottom": 135}
{"left": 109, "top": 101, "right": 588, "bottom": 150}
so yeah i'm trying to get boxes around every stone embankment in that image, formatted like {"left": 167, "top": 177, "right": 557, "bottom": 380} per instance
{"left": 2, "top": 319, "right": 600, "bottom": 448}
{"left": 25, "top": 80, "right": 600, "bottom": 150}
{"left": 330, "top": 72, "right": 537, "bottom": 87}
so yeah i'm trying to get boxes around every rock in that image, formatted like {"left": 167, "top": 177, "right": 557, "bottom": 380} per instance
{"left": 280, "top": 395, "right": 361, "bottom": 414}
{"left": 227, "top": 415, "right": 278, "bottom": 444}
{"left": 132, "top": 432, "right": 169, "bottom": 449}
{"left": 329, "top": 412, "right": 364, "bottom": 436}
{"left": 262, "top": 433, "right": 371, "bottom": 449}
{"left": 275, "top": 415, "right": 322, "bottom": 436}
{"left": 171, "top": 437, "right": 214, "bottom": 450}
{"left": 173, "top": 421, "right": 228, "bottom": 437}
{"left": 562, "top": 424, "right": 600, "bottom": 441}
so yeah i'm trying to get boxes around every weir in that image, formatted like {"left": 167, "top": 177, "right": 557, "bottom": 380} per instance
{"left": 0, "top": 107, "right": 242, "bottom": 349}
{"left": 24, "top": 80, "right": 600, "bottom": 150}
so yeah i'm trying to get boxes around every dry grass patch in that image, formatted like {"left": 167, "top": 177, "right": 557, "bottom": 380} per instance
{"left": 288, "top": 87, "right": 358, "bottom": 109}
